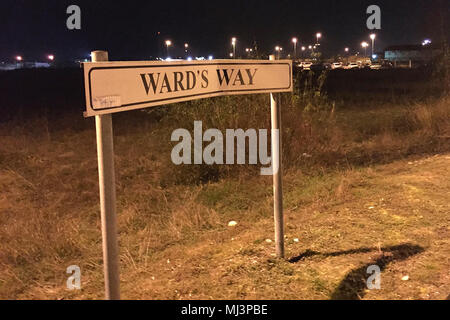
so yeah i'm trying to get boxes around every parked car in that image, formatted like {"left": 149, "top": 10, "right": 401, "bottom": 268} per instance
{"left": 370, "top": 63, "right": 382, "bottom": 70}
{"left": 380, "top": 61, "right": 394, "bottom": 69}
{"left": 301, "top": 62, "right": 313, "bottom": 70}
{"left": 345, "top": 62, "right": 360, "bottom": 69}
{"left": 332, "top": 62, "right": 343, "bottom": 69}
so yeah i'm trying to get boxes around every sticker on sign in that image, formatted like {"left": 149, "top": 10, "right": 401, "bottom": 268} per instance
{"left": 83, "top": 59, "right": 292, "bottom": 117}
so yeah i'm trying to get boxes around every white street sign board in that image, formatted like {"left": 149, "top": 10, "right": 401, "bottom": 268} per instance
{"left": 83, "top": 59, "right": 292, "bottom": 117}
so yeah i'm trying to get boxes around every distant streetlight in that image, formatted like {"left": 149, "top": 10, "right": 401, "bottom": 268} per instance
{"left": 245, "top": 48, "right": 254, "bottom": 58}
{"left": 300, "top": 46, "right": 306, "bottom": 58}
{"left": 184, "top": 43, "right": 189, "bottom": 55}
{"left": 47, "top": 54, "right": 54, "bottom": 61}
{"left": 308, "top": 45, "right": 312, "bottom": 50}
{"left": 229, "top": 53, "right": 234, "bottom": 58}
{"left": 275, "top": 46, "right": 282, "bottom": 59}
{"left": 370, "top": 33, "right": 376, "bottom": 57}
{"left": 16, "top": 55, "right": 23, "bottom": 62}
{"left": 292, "top": 37, "right": 298, "bottom": 59}
{"left": 361, "top": 41, "right": 369, "bottom": 57}
{"left": 165, "top": 40, "right": 172, "bottom": 57}
{"left": 316, "top": 32, "right": 322, "bottom": 45}
{"left": 231, "top": 37, "right": 236, "bottom": 59}
{"left": 345, "top": 47, "right": 349, "bottom": 53}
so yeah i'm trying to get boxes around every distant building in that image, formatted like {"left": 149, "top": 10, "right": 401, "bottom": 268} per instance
{"left": 384, "top": 44, "right": 442, "bottom": 67}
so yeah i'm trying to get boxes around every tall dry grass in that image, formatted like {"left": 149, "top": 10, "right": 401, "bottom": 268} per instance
{"left": 0, "top": 69, "right": 449, "bottom": 298}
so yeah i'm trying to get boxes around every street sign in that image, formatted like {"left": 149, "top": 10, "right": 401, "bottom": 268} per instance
{"left": 85, "top": 51, "right": 290, "bottom": 300}
{"left": 83, "top": 59, "right": 292, "bottom": 117}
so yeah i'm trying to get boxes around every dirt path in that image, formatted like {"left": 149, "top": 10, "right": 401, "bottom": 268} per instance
{"left": 123, "top": 153, "right": 450, "bottom": 300}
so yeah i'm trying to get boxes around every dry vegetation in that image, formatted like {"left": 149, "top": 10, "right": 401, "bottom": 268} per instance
{"left": 0, "top": 68, "right": 449, "bottom": 299}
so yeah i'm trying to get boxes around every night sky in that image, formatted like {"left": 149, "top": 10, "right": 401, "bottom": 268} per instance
{"left": 0, "top": 0, "right": 448, "bottom": 61}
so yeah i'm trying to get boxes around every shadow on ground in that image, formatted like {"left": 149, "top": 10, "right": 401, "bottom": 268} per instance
{"left": 289, "top": 243, "right": 425, "bottom": 300}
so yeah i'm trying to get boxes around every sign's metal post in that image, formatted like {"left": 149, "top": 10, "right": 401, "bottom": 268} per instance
{"left": 91, "top": 50, "right": 121, "bottom": 300}
{"left": 269, "top": 54, "right": 285, "bottom": 259}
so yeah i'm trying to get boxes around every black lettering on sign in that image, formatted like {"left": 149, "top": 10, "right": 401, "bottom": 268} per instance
{"left": 173, "top": 72, "right": 185, "bottom": 92}
{"left": 140, "top": 67, "right": 257, "bottom": 95}
{"left": 216, "top": 69, "right": 235, "bottom": 85}
{"left": 246, "top": 69, "right": 257, "bottom": 85}
{"left": 216, "top": 68, "right": 258, "bottom": 86}
{"left": 232, "top": 70, "right": 245, "bottom": 86}
{"left": 140, "top": 73, "right": 161, "bottom": 94}
{"left": 201, "top": 70, "right": 209, "bottom": 88}
{"left": 160, "top": 73, "right": 172, "bottom": 93}
{"left": 186, "top": 71, "right": 196, "bottom": 90}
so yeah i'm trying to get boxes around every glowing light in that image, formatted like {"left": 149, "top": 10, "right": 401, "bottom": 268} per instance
{"left": 301, "top": 46, "right": 306, "bottom": 51}
{"left": 229, "top": 53, "right": 233, "bottom": 57}
{"left": 231, "top": 38, "right": 237, "bottom": 59}
{"left": 370, "top": 33, "right": 376, "bottom": 40}
{"left": 165, "top": 40, "right": 172, "bottom": 46}
{"left": 345, "top": 47, "right": 349, "bottom": 52}
{"left": 184, "top": 43, "right": 189, "bottom": 48}
{"left": 361, "top": 42, "right": 369, "bottom": 48}
{"left": 316, "top": 33, "right": 322, "bottom": 39}
{"left": 47, "top": 54, "right": 54, "bottom": 61}
{"left": 292, "top": 37, "right": 298, "bottom": 44}
{"left": 187, "top": 56, "right": 192, "bottom": 61}
{"left": 208, "top": 55, "right": 213, "bottom": 60}
{"left": 422, "top": 39, "right": 432, "bottom": 46}
{"left": 16, "top": 56, "right": 22, "bottom": 61}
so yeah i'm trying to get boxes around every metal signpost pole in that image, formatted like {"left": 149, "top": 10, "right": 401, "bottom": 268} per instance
{"left": 91, "top": 50, "right": 121, "bottom": 300}
{"left": 269, "top": 54, "right": 285, "bottom": 259}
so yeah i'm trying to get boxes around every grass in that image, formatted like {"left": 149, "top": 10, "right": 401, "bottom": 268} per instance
{"left": 0, "top": 69, "right": 449, "bottom": 299}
